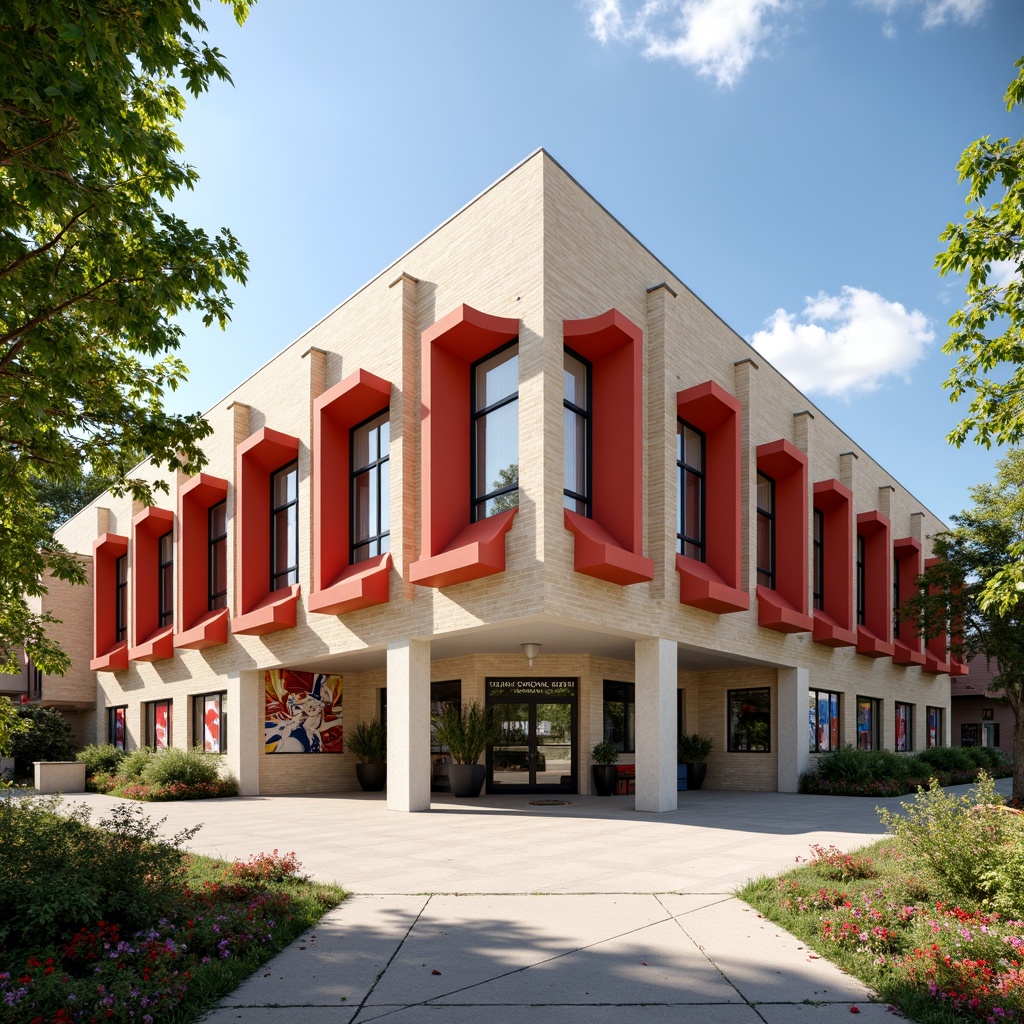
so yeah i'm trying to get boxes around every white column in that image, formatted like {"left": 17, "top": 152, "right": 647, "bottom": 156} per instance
{"left": 777, "top": 666, "right": 810, "bottom": 793}
{"left": 226, "top": 670, "right": 260, "bottom": 796}
{"left": 635, "top": 637, "right": 678, "bottom": 812}
{"left": 386, "top": 638, "right": 431, "bottom": 812}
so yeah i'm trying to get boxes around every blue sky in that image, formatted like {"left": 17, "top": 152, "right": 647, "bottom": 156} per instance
{"left": 169, "top": 0, "right": 1024, "bottom": 525}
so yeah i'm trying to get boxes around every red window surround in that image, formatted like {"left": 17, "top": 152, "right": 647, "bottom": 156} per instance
{"left": 310, "top": 368, "right": 392, "bottom": 614}
{"left": 90, "top": 533, "right": 129, "bottom": 671}
{"left": 232, "top": 427, "right": 301, "bottom": 635}
{"left": 893, "top": 536, "right": 926, "bottom": 666}
{"left": 562, "top": 310, "right": 654, "bottom": 586}
{"left": 410, "top": 304, "right": 519, "bottom": 588}
{"left": 129, "top": 506, "right": 175, "bottom": 663}
{"left": 856, "top": 511, "right": 895, "bottom": 658}
{"left": 675, "top": 381, "right": 747, "bottom": 613}
{"left": 812, "top": 479, "right": 856, "bottom": 647}
{"left": 174, "top": 473, "right": 230, "bottom": 651}
{"left": 923, "top": 555, "right": 952, "bottom": 674}
{"left": 755, "top": 439, "right": 812, "bottom": 633}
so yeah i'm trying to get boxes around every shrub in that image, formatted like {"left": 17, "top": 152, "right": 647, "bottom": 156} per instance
{"left": 142, "top": 745, "right": 221, "bottom": 788}
{"left": 10, "top": 705, "right": 75, "bottom": 774}
{"left": 677, "top": 732, "right": 713, "bottom": 762}
{"left": 229, "top": 849, "right": 305, "bottom": 884}
{"left": 916, "top": 745, "right": 976, "bottom": 773}
{"left": 808, "top": 843, "right": 876, "bottom": 881}
{"left": 118, "top": 746, "right": 155, "bottom": 780}
{"left": 815, "top": 745, "right": 873, "bottom": 784}
{"left": 76, "top": 742, "right": 124, "bottom": 777}
{"left": 346, "top": 718, "right": 387, "bottom": 763}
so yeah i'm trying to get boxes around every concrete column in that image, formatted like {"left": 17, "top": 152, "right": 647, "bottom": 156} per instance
{"left": 777, "top": 666, "right": 810, "bottom": 793}
{"left": 386, "top": 638, "right": 431, "bottom": 812}
{"left": 227, "top": 670, "right": 261, "bottom": 796}
{"left": 635, "top": 637, "right": 678, "bottom": 812}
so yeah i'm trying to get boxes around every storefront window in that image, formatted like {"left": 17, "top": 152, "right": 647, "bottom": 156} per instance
{"left": 809, "top": 689, "right": 840, "bottom": 753}
{"left": 192, "top": 692, "right": 227, "bottom": 753}
{"left": 145, "top": 699, "right": 172, "bottom": 749}
{"left": 603, "top": 680, "right": 635, "bottom": 753}
{"left": 108, "top": 705, "right": 127, "bottom": 751}
{"left": 728, "top": 688, "right": 770, "bottom": 752}
{"left": 895, "top": 701, "right": 913, "bottom": 752}
{"left": 926, "top": 705, "right": 943, "bottom": 748}
{"left": 856, "top": 696, "right": 880, "bottom": 751}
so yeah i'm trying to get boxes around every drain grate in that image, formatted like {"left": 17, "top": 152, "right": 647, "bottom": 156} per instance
{"left": 528, "top": 799, "right": 571, "bottom": 806}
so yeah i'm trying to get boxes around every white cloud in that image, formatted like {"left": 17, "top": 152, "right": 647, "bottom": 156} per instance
{"left": 749, "top": 286, "right": 935, "bottom": 397}
{"left": 857, "top": 0, "right": 989, "bottom": 30}
{"left": 989, "top": 259, "right": 1021, "bottom": 289}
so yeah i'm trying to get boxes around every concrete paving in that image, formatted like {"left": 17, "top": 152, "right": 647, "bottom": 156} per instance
{"left": 60, "top": 779, "right": 1011, "bottom": 1023}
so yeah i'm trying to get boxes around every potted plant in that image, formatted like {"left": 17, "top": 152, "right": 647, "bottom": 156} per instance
{"left": 591, "top": 740, "right": 619, "bottom": 796}
{"left": 677, "top": 732, "right": 713, "bottom": 791}
{"left": 431, "top": 701, "right": 501, "bottom": 797}
{"left": 346, "top": 717, "right": 387, "bottom": 792}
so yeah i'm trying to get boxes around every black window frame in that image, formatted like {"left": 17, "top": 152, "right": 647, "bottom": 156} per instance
{"left": 350, "top": 409, "right": 391, "bottom": 563}
{"left": 158, "top": 529, "right": 174, "bottom": 628}
{"left": 144, "top": 698, "right": 172, "bottom": 749}
{"left": 856, "top": 695, "right": 881, "bottom": 751}
{"left": 895, "top": 700, "right": 913, "bottom": 752}
{"left": 856, "top": 534, "right": 866, "bottom": 626}
{"left": 727, "top": 687, "right": 771, "bottom": 753}
{"left": 677, "top": 419, "right": 706, "bottom": 561}
{"left": 192, "top": 691, "right": 227, "bottom": 753}
{"left": 812, "top": 508, "right": 824, "bottom": 612}
{"left": 602, "top": 680, "right": 636, "bottom": 753}
{"left": 926, "top": 705, "right": 943, "bottom": 749}
{"left": 809, "top": 688, "right": 841, "bottom": 753}
{"left": 27, "top": 661, "right": 42, "bottom": 701}
{"left": 562, "top": 345, "right": 592, "bottom": 518}
{"left": 270, "top": 460, "right": 299, "bottom": 591}
{"left": 755, "top": 472, "right": 776, "bottom": 588}
{"left": 208, "top": 500, "right": 228, "bottom": 610}
{"left": 107, "top": 705, "right": 127, "bottom": 751}
{"left": 115, "top": 553, "right": 128, "bottom": 643}
{"left": 470, "top": 340, "right": 520, "bottom": 523}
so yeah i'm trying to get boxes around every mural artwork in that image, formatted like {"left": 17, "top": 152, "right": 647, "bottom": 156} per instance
{"left": 264, "top": 670, "right": 343, "bottom": 754}
{"left": 203, "top": 696, "right": 221, "bottom": 753}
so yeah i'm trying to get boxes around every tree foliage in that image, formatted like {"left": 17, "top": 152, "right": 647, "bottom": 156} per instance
{"left": 936, "top": 57, "right": 1024, "bottom": 449}
{"left": 915, "top": 449, "right": 1024, "bottom": 799}
{"left": 0, "top": 1, "right": 252, "bottom": 673}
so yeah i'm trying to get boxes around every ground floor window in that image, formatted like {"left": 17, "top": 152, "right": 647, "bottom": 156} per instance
{"left": 961, "top": 723, "right": 979, "bottom": 746}
{"left": 108, "top": 705, "right": 127, "bottom": 750}
{"left": 603, "top": 680, "right": 635, "bottom": 753}
{"left": 809, "top": 689, "right": 840, "bottom": 753}
{"left": 895, "top": 701, "right": 913, "bottom": 751}
{"left": 728, "top": 688, "right": 770, "bottom": 752}
{"left": 192, "top": 692, "right": 227, "bottom": 753}
{"left": 856, "top": 696, "right": 880, "bottom": 751}
{"left": 144, "top": 699, "right": 172, "bottom": 749}
{"left": 926, "top": 706, "right": 943, "bottom": 748}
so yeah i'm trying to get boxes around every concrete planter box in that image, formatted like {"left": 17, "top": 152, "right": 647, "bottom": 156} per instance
{"left": 34, "top": 761, "right": 86, "bottom": 794}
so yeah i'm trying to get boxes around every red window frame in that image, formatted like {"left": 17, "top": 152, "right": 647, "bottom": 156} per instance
{"left": 811, "top": 479, "right": 856, "bottom": 647}
{"left": 893, "top": 536, "right": 925, "bottom": 666}
{"left": 855, "top": 512, "right": 895, "bottom": 658}
{"left": 90, "top": 532, "right": 130, "bottom": 671}
{"left": 129, "top": 506, "right": 175, "bottom": 663}
{"left": 923, "top": 555, "right": 952, "bottom": 674}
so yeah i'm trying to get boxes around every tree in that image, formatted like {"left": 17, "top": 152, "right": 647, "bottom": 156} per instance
{"left": 32, "top": 470, "right": 117, "bottom": 532}
{"left": 915, "top": 449, "right": 1024, "bottom": 801}
{"left": 936, "top": 57, "right": 1024, "bottom": 451}
{"left": 0, "top": 1, "right": 253, "bottom": 674}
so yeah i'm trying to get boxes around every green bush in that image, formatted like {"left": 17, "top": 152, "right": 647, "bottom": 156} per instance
{"left": 916, "top": 745, "right": 976, "bottom": 773}
{"left": 142, "top": 746, "right": 222, "bottom": 787}
{"left": 76, "top": 743, "right": 125, "bottom": 777}
{"left": 119, "top": 746, "right": 155, "bottom": 780}
{"left": 10, "top": 705, "right": 75, "bottom": 774}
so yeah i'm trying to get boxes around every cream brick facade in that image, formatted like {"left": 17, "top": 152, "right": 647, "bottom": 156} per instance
{"left": 48, "top": 151, "right": 952, "bottom": 806}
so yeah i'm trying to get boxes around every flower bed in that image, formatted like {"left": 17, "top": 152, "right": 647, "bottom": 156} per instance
{"left": 89, "top": 775, "right": 240, "bottom": 801}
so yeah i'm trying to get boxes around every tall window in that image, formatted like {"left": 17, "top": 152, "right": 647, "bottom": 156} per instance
{"left": 271, "top": 462, "right": 298, "bottom": 590}
{"left": 471, "top": 343, "right": 519, "bottom": 521}
{"left": 755, "top": 473, "right": 775, "bottom": 588}
{"left": 603, "top": 681, "right": 635, "bottom": 753}
{"left": 145, "top": 699, "right": 172, "bottom": 749}
{"left": 926, "top": 705, "right": 943, "bottom": 749}
{"left": 895, "top": 701, "right": 913, "bottom": 752}
{"left": 158, "top": 530, "right": 173, "bottom": 627}
{"left": 352, "top": 412, "right": 390, "bottom": 562}
{"left": 809, "top": 689, "right": 840, "bottom": 753}
{"left": 728, "top": 688, "right": 771, "bottom": 752}
{"left": 893, "top": 556, "right": 901, "bottom": 637}
{"left": 563, "top": 348, "right": 591, "bottom": 516}
{"left": 209, "top": 501, "right": 228, "bottom": 610}
{"left": 677, "top": 420, "right": 705, "bottom": 560}
{"left": 192, "top": 692, "right": 227, "bottom": 753}
{"left": 856, "top": 696, "right": 880, "bottom": 751}
{"left": 856, "top": 535, "right": 866, "bottom": 625}
{"left": 108, "top": 706, "right": 127, "bottom": 750}
{"left": 812, "top": 509, "right": 824, "bottom": 611}
{"left": 115, "top": 554, "right": 128, "bottom": 642}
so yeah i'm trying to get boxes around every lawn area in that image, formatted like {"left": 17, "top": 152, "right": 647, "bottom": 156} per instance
{"left": 0, "top": 793, "right": 347, "bottom": 1024}
{"left": 740, "top": 774, "right": 1024, "bottom": 1023}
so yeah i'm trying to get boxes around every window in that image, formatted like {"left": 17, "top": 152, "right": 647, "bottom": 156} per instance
{"left": 812, "top": 510, "right": 824, "bottom": 612}
{"left": 27, "top": 661, "right": 42, "bottom": 701}
{"left": 961, "top": 722, "right": 980, "bottom": 747}
{"left": 145, "top": 699, "right": 172, "bottom": 749}
{"left": 855, "top": 512, "right": 895, "bottom": 658}
{"left": 270, "top": 461, "right": 298, "bottom": 591}
{"left": 677, "top": 420, "right": 705, "bottom": 560}
{"left": 755, "top": 473, "right": 775, "bottom": 588}
{"left": 926, "top": 706, "right": 943, "bottom": 748}
{"left": 158, "top": 531, "right": 173, "bottom": 627}
{"left": 192, "top": 692, "right": 227, "bottom": 753}
{"left": 108, "top": 706, "right": 127, "bottom": 751}
{"left": 115, "top": 554, "right": 128, "bottom": 643}
{"left": 563, "top": 348, "right": 590, "bottom": 517}
{"left": 728, "top": 688, "right": 771, "bottom": 752}
{"left": 209, "top": 500, "right": 228, "bottom": 609}
{"left": 893, "top": 556, "right": 901, "bottom": 638}
{"left": 856, "top": 696, "right": 881, "bottom": 751}
{"left": 470, "top": 342, "right": 519, "bottom": 522}
{"left": 895, "top": 702, "right": 913, "bottom": 752}
{"left": 856, "top": 535, "right": 866, "bottom": 626}
{"left": 603, "top": 681, "right": 635, "bottom": 753}
{"left": 893, "top": 537, "right": 925, "bottom": 665}
{"left": 352, "top": 412, "right": 390, "bottom": 562}
{"left": 809, "top": 689, "right": 840, "bottom": 753}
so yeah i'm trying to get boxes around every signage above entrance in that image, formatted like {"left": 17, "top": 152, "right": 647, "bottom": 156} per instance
{"left": 487, "top": 678, "right": 576, "bottom": 699}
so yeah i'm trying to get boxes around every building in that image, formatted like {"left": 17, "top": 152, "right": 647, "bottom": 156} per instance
{"left": 49, "top": 151, "right": 961, "bottom": 811}
{"left": 952, "top": 655, "right": 1013, "bottom": 754}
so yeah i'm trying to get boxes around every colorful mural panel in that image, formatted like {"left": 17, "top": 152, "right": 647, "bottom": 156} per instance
{"left": 264, "top": 670, "right": 343, "bottom": 754}
{"left": 204, "top": 695, "right": 221, "bottom": 753}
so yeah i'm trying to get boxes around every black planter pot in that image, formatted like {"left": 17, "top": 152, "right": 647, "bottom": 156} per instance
{"left": 448, "top": 762, "right": 486, "bottom": 797}
{"left": 355, "top": 762, "right": 387, "bottom": 792}
{"left": 591, "top": 764, "right": 618, "bottom": 797}
{"left": 686, "top": 762, "right": 708, "bottom": 790}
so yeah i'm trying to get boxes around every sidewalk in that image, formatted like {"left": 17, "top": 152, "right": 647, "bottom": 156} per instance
{"left": 63, "top": 780, "right": 1010, "bottom": 1022}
